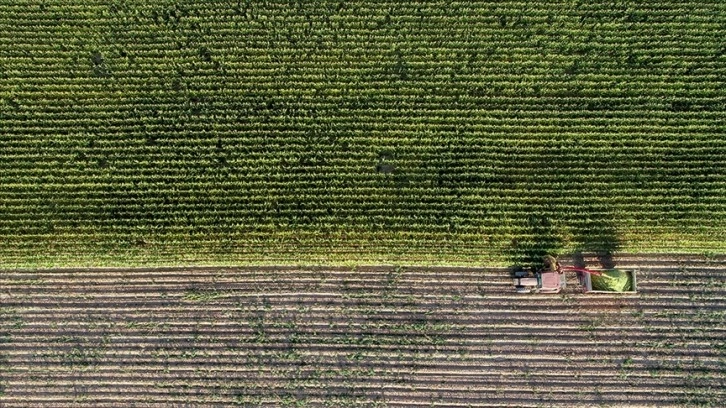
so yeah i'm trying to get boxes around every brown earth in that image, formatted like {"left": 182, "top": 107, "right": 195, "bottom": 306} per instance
{"left": 1, "top": 254, "right": 724, "bottom": 407}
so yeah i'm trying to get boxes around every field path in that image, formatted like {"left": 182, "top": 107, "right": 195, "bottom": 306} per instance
{"left": 1, "top": 254, "right": 725, "bottom": 407}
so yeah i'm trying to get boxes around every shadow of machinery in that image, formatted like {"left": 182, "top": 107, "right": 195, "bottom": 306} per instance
{"left": 506, "top": 214, "right": 565, "bottom": 274}
{"left": 507, "top": 211, "right": 622, "bottom": 275}
{"left": 570, "top": 217, "right": 621, "bottom": 269}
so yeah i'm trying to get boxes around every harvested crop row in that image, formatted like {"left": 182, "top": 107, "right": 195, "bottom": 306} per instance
{"left": 1, "top": 256, "right": 724, "bottom": 407}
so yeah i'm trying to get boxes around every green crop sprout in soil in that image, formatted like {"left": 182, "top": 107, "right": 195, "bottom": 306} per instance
{"left": 0, "top": 1, "right": 724, "bottom": 267}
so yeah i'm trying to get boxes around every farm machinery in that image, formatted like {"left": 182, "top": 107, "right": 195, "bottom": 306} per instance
{"left": 512, "top": 255, "right": 637, "bottom": 294}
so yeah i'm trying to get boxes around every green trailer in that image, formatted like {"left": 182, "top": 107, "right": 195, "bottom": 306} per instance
{"left": 580, "top": 268, "right": 638, "bottom": 294}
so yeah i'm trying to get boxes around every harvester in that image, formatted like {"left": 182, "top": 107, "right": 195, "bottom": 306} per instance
{"left": 512, "top": 255, "right": 637, "bottom": 294}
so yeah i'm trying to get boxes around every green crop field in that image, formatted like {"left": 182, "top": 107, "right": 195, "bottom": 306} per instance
{"left": 0, "top": 0, "right": 724, "bottom": 267}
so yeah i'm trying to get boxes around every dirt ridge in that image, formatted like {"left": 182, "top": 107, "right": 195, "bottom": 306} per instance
{"left": 1, "top": 255, "right": 724, "bottom": 407}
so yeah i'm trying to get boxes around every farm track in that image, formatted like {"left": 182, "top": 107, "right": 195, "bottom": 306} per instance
{"left": 1, "top": 255, "right": 725, "bottom": 407}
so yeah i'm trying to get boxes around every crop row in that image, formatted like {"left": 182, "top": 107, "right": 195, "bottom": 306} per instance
{"left": 1, "top": 262, "right": 724, "bottom": 407}
{"left": 1, "top": 0, "right": 724, "bottom": 265}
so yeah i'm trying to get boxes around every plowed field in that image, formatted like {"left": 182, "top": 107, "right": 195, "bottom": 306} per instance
{"left": 2, "top": 254, "right": 724, "bottom": 407}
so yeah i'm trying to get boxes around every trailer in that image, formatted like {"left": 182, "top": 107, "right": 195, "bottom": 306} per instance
{"left": 579, "top": 268, "right": 638, "bottom": 294}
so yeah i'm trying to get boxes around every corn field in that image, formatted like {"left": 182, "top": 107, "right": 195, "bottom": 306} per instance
{"left": 0, "top": 0, "right": 724, "bottom": 266}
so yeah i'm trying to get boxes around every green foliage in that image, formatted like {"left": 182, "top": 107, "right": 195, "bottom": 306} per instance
{"left": 591, "top": 269, "right": 633, "bottom": 292}
{"left": 0, "top": 0, "right": 724, "bottom": 266}
{"left": 183, "top": 289, "right": 222, "bottom": 302}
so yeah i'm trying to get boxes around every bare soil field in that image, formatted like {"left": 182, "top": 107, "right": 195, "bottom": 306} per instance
{"left": 1, "top": 254, "right": 725, "bottom": 407}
